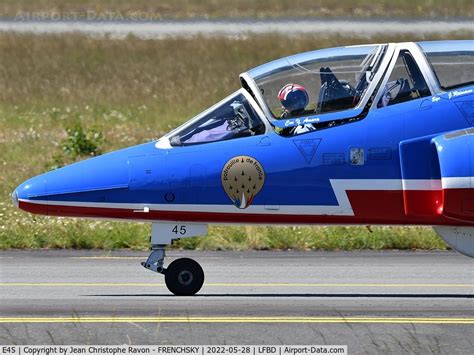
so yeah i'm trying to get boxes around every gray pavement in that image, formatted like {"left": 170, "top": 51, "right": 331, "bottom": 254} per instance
{"left": 0, "top": 19, "right": 473, "bottom": 39}
{"left": 0, "top": 250, "right": 473, "bottom": 353}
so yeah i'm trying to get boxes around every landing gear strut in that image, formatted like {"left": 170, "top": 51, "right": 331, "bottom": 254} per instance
{"left": 141, "top": 223, "right": 207, "bottom": 296}
{"left": 141, "top": 245, "right": 166, "bottom": 273}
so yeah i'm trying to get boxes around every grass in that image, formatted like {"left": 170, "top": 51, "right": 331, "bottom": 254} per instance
{"left": 1, "top": 32, "right": 468, "bottom": 250}
{"left": 0, "top": 207, "right": 446, "bottom": 251}
{"left": 2, "top": 0, "right": 474, "bottom": 19}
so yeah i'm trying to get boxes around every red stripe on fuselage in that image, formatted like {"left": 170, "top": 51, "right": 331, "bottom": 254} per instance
{"left": 442, "top": 188, "right": 474, "bottom": 222}
{"left": 18, "top": 189, "right": 474, "bottom": 226}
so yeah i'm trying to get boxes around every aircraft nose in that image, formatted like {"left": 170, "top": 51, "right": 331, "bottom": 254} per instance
{"left": 11, "top": 189, "right": 19, "bottom": 208}
{"left": 12, "top": 176, "right": 47, "bottom": 213}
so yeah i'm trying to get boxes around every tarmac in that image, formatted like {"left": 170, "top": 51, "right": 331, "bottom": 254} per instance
{"left": 0, "top": 19, "right": 473, "bottom": 39}
{"left": 0, "top": 250, "right": 473, "bottom": 353}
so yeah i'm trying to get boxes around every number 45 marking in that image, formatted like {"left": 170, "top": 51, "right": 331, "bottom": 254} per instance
{"left": 172, "top": 225, "right": 187, "bottom": 235}
{"left": 151, "top": 222, "right": 207, "bottom": 244}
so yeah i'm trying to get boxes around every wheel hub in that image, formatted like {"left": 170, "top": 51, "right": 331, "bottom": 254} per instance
{"left": 177, "top": 270, "right": 194, "bottom": 285}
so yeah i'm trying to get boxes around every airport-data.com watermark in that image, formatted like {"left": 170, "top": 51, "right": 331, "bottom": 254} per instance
{"left": 14, "top": 11, "right": 165, "bottom": 22}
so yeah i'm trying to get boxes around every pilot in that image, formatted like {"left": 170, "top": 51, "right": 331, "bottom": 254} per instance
{"left": 278, "top": 83, "right": 310, "bottom": 118}
{"left": 377, "top": 85, "right": 392, "bottom": 108}
{"left": 278, "top": 83, "right": 315, "bottom": 135}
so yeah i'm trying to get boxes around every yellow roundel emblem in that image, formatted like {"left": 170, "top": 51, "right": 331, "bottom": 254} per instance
{"left": 221, "top": 156, "right": 265, "bottom": 209}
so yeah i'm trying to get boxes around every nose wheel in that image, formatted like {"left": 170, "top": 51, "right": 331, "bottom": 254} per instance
{"left": 142, "top": 223, "right": 207, "bottom": 296}
{"left": 142, "top": 246, "right": 205, "bottom": 296}
{"left": 165, "top": 258, "right": 205, "bottom": 296}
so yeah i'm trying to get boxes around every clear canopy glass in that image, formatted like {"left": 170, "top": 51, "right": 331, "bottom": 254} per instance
{"left": 418, "top": 40, "right": 474, "bottom": 90}
{"left": 168, "top": 91, "right": 265, "bottom": 146}
{"left": 247, "top": 45, "right": 385, "bottom": 119}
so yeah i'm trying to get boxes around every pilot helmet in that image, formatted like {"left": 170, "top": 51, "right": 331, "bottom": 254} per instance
{"left": 278, "top": 84, "right": 309, "bottom": 113}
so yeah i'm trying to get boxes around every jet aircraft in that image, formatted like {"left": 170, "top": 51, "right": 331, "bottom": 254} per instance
{"left": 12, "top": 40, "right": 474, "bottom": 295}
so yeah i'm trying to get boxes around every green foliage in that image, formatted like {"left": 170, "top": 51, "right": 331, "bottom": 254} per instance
{"left": 172, "top": 225, "right": 447, "bottom": 251}
{"left": 45, "top": 122, "right": 104, "bottom": 170}
{"left": 63, "top": 122, "right": 103, "bottom": 159}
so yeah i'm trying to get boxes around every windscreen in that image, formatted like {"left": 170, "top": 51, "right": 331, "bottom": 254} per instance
{"left": 168, "top": 92, "right": 265, "bottom": 146}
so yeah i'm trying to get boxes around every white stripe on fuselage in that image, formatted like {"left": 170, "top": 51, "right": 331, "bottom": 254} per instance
{"left": 19, "top": 178, "right": 458, "bottom": 216}
{"left": 442, "top": 177, "right": 473, "bottom": 189}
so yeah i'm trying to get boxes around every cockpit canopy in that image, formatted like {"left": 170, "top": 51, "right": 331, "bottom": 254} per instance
{"left": 244, "top": 45, "right": 386, "bottom": 120}
{"left": 158, "top": 40, "right": 473, "bottom": 148}
{"left": 162, "top": 44, "right": 388, "bottom": 147}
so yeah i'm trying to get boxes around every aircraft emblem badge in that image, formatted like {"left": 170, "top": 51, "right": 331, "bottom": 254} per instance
{"left": 221, "top": 156, "right": 265, "bottom": 209}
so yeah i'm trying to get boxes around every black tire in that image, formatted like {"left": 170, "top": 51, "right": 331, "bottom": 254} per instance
{"left": 164, "top": 258, "right": 204, "bottom": 296}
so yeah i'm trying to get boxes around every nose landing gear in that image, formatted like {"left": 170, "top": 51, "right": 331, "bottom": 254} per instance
{"left": 142, "top": 246, "right": 204, "bottom": 296}
{"left": 141, "top": 222, "right": 207, "bottom": 296}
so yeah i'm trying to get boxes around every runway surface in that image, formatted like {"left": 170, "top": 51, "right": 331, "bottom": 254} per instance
{"left": 0, "top": 250, "right": 473, "bottom": 353}
{"left": 0, "top": 19, "right": 473, "bottom": 39}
